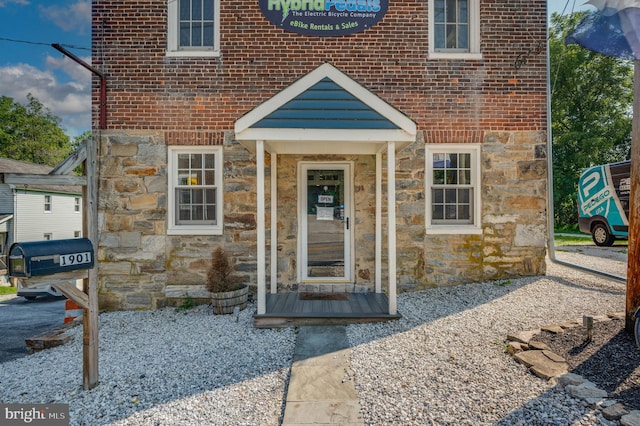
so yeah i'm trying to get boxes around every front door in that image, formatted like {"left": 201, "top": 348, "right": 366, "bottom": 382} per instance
{"left": 300, "top": 163, "right": 352, "bottom": 282}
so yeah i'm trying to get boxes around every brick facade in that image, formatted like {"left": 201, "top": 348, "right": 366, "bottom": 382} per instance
{"left": 93, "top": 0, "right": 548, "bottom": 309}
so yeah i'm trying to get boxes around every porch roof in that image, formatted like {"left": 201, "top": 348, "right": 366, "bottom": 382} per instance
{"left": 236, "top": 63, "right": 406, "bottom": 321}
{"left": 234, "top": 63, "right": 416, "bottom": 154}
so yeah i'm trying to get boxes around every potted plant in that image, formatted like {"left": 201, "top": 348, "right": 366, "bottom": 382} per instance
{"left": 206, "top": 246, "right": 249, "bottom": 314}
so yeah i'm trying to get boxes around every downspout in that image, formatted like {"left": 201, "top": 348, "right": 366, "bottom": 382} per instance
{"left": 11, "top": 185, "right": 17, "bottom": 247}
{"left": 544, "top": 17, "right": 625, "bottom": 283}
{"left": 51, "top": 43, "right": 106, "bottom": 129}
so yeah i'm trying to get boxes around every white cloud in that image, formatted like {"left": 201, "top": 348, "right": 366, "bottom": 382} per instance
{"left": 0, "top": 0, "right": 30, "bottom": 7}
{"left": 0, "top": 58, "right": 91, "bottom": 137}
{"left": 46, "top": 54, "right": 92, "bottom": 85}
{"left": 39, "top": 1, "right": 91, "bottom": 34}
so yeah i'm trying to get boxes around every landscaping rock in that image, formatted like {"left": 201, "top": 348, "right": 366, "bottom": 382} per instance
{"left": 557, "top": 372, "right": 587, "bottom": 387}
{"left": 541, "top": 324, "right": 564, "bottom": 334}
{"left": 565, "top": 382, "right": 608, "bottom": 401}
{"left": 506, "top": 329, "right": 539, "bottom": 344}
{"left": 602, "top": 403, "right": 629, "bottom": 421}
{"left": 621, "top": 410, "right": 640, "bottom": 426}
{"left": 528, "top": 340, "right": 550, "bottom": 351}
{"left": 513, "top": 350, "right": 568, "bottom": 379}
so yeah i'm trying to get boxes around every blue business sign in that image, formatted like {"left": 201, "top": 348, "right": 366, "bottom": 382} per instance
{"left": 259, "top": 0, "right": 388, "bottom": 37}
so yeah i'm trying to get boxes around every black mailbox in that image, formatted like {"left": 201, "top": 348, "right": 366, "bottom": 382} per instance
{"left": 9, "top": 238, "right": 94, "bottom": 278}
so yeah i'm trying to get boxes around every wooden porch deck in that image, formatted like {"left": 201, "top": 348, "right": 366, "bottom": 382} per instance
{"left": 253, "top": 292, "right": 402, "bottom": 328}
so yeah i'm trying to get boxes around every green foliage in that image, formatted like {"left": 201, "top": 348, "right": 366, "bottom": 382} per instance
{"left": 0, "top": 94, "right": 73, "bottom": 166}
{"left": 554, "top": 223, "right": 580, "bottom": 234}
{"left": 553, "top": 234, "right": 591, "bottom": 245}
{"left": 0, "top": 286, "right": 17, "bottom": 295}
{"left": 549, "top": 12, "right": 633, "bottom": 227}
{"left": 73, "top": 130, "right": 93, "bottom": 149}
{"left": 176, "top": 293, "right": 197, "bottom": 312}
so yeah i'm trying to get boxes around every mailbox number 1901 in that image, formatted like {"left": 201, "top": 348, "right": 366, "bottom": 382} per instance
{"left": 60, "top": 252, "right": 92, "bottom": 266}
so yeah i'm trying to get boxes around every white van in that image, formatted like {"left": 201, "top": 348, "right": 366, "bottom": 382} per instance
{"left": 577, "top": 160, "right": 630, "bottom": 246}
{"left": 17, "top": 281, "right": 64, "bottom": 301}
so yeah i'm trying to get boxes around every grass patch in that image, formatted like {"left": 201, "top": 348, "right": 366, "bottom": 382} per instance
{"left": 0, "top": 286, "right": 17, "bottom": 295}
{"left": 554, "top": 234, "right": 591, "bottom": 245}
{"left": 554, "top": 224, "right": 580, "bottom": 234}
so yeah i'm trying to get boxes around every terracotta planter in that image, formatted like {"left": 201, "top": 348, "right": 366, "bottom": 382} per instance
{"left": 210, "top": 285, "right": 249, "bottom": 314}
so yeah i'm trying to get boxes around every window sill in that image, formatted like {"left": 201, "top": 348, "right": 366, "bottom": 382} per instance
{"left": 168, "top": 226, "right": 223, "bottom": 236}
{"left": 166, "top": 50, "right": 220, "bottom": 58}
{"left": 426, "top": 225, "right": 482, "bottom": 235}
{"left": 428, "top": 52, "right": 483, "bottom": 61}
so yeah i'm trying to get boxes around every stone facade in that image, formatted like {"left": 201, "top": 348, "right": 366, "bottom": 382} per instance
{"left": 96, "top": 128, "right": 547, "bottom": 309}
{"left": 93, "top": 0, "right": 549, "bottom": 309}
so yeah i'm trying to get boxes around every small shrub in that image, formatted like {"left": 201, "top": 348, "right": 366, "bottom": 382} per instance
{"left": 206, "top": 247, "right": 243, "bottom": 293}
{"left": 176, "top": 294, "right": 197, "bottom": 312}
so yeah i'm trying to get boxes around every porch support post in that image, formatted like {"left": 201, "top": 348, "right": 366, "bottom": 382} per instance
{"left": 387, "top": 142, "right": 397, "bottom": 315}
{"left": 257, "top": 140, "right": 266, "bottom": 315}
{"left": 270, "top": 152, "right": 277, "bottom": 294}
{"left": 375, "top": 149, "right": 382, "bottom": 293}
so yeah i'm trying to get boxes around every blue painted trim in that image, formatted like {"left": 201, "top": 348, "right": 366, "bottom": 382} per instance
{"left": 252, "top": 78, "right": 400, "bottom": 130}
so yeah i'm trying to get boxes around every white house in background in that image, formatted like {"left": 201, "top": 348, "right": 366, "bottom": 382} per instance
{"left": 0, "top": 157, "right": 83, "bottom": 273}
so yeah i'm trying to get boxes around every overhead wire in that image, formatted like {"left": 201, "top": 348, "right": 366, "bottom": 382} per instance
{"left": 0, "top": 36, "right": 89, "bottom": 51}
{"left": 550, "top": 0, "right": 579, "bottom": 97}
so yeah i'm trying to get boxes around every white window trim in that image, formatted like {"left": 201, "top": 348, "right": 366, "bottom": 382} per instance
{"left": 74, "top": 197, "right": 81, "bottom": 213}
{"left": 428, "top": 0, "right": 482, "bottom": 60}
{"left": 425, "top": 144, "right": 482, "bottom": 235}
{"left": 44, "top": 195, "right": 52, "bottom": 213}
{"left": 167, "top": 0, "right": 221, "bottom": 57}
{"left": 167, "top": 146, "right": 224, "bottom": 235}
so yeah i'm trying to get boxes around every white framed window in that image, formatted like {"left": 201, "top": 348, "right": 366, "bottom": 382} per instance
{"left": 74, "top": 197, "right": 81, "bottom": 213}
{"left": 44, "top": 195, "right": 52, "bottom": 213}
{"left": 429, "top": 0, "right": 481, "bottom": 60}
{"left": 44, "top": 233, "right": 53, "bottom": 240}
{"left": 168, "top": 146, "right": 223, "bottom": 235}
{"left": 167, "top": 0, "right": 220, "bottom": 57}
{"left": 74, "top": 231, "right": 81, "bottom": 238}
{"left": 425, "top": 144, "right": 482, "bottom": 234}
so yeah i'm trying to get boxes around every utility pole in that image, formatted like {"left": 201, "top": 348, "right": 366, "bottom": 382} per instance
{"left": 626, "top": 60, "right": 640, "bottom": 333}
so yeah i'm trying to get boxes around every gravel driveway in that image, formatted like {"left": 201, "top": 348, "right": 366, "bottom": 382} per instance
{"left": 0, "top": 247, "right": 628, "bottom": 425}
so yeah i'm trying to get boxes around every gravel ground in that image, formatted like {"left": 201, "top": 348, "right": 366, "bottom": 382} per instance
{"left": 0, "top": 306, "right": 296, "bottom": 425}
{"left": 0, "top": 247, "right": 629, "bottom": 425}
{"left": 347, "top": 258, "right": 627, "bottom": 425}
{"left": 552, "top": 242, "right": 628, "bottom": 278}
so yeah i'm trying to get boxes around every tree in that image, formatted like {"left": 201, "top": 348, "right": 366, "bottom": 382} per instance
{"left": 550, "top": 12, "right": 633, "bottom": 226}
{"left": 73, "top": 130, "right": 93, "bottom": 149}
{"left": 0, "top": 93, "right": 72, "bottom": 166}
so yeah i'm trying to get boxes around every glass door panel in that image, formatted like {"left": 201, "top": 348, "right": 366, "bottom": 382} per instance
{"left": 302, "top": 164, "right": 351, "bottom": 281}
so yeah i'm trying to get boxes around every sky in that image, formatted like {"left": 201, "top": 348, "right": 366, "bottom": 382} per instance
{"left": 0, "top": 0, "right": 91, "bottom": 137}
{"left": 0, "top": 0, "right": 594, "bottom": 139}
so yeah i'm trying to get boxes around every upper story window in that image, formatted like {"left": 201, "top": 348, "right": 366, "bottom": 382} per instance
{"left": 426, "top": 144, "right": 482, "bottom": 234}
{"left": 167, "top": 0, "right": 220, "bottom": 57}
{"left": 44, "top": 195, "right": 52, "bottom": 213}
{"left": 168, "top": 146, "right": 223, "bottom": 235}
{"left": 429, "top": 0, "right": 481, "bottom": 60}
{"left": 74, "top": 197, "right": 81, "bottom": 213}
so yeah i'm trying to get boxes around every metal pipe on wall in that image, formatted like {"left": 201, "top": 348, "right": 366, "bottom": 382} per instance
{"left": 544, "top": 16, "right": 625, "bottom": 284}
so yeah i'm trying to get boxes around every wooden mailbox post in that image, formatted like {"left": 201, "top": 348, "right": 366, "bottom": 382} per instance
{"left": 5, "top": 139, "right": 99, "bottom": 390}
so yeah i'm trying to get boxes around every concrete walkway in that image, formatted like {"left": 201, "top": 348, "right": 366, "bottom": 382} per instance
{"left": 282, "top": 326, "right": 364, "bottom": 425}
